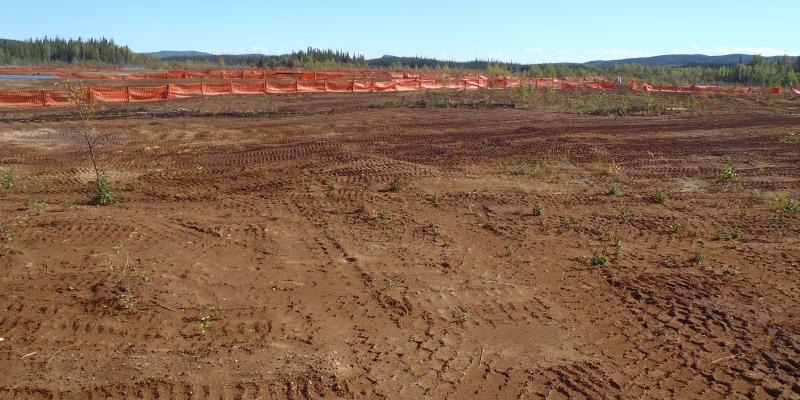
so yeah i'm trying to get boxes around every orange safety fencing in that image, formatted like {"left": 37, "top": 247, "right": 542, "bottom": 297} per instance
{"left": 630, "top": 81, "right": 783, "bottom": 95}
{"left": 792, "top": 87, "right": 800, "bottom": 96}
{"left": 2, "top": 76, "right": 793, "bottom": 108}
{"left": 0, "top": 75, "right": 614, "bottom": 107}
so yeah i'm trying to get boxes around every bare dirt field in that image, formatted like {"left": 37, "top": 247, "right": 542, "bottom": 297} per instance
{"left": 1, "top": 91, "right": 799, "bottom": 399}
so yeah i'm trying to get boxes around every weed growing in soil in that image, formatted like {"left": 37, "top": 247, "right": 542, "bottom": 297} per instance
{"left": 784, "top": 132, "right": 798, "bottom": 143}
{"left": 96, "top": 175, "right": 117, "bottom": 205}
{"left": 558, "top": 219, "right": 576, "bottom": 234}
{"left": 378, "top": 207, "right": 393, "bottom": 220}
{"left": 786, "top": 198, "right": 800, "bottom": 213}
{"left": 426, "top": 194, "right": 440, "bottom": 206}
{"left": 1, "top": 170, "right": 13, "bottom": 192}
{"left": 32, "top": 201, "right": 45, "bottom": 215}
{"left": 0, "top": 224, "right": 13, "bottom": 243}
{"left": 617, "top": 208, "right": 631, "bottom": 223}
{"left": 61, "top": 199, "right": 75, "bottom": 210}
{"left": 615, "top": 239, "right": 623, "bottom": 256}
{"left": 692, "top": 251, "right": 707, "bottom": 263}
{"left": 716, "top": 163, "right": 742, "bottom": 184}
{"left": 199, "top": 304, "right": 223, "bottom": 334}
{"left": 388, "top": 177, "right": 404, "bottom": 192}
{"left": 326, "top": 180, "right": 337, "bottom": 191}
{"left": 505, "top": 245, "right": 514, "bottom": 257}
{"left": 607, "top": 183, "right": 621, "bottom": 196}
{"left": 591, "top": 250, "right": 609, "bottom": 266}
{"left": 426, "top": 221, "right": 441, "bottom": 236}
{"left": 532, "top": 204, "right": 544, "bottom": 216}
{"left": 720, "top": 227, "right": 743, "bottom": 240}
{"left": 652, "top": 191, "right": 668, "bottom": 204}
{"left": 669, "top": 221, "right": 684, "bottom": 233}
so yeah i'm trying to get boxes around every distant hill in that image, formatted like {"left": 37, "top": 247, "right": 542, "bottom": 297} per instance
{"left": 584, "top": 54, "right": 793, "bottom": 66}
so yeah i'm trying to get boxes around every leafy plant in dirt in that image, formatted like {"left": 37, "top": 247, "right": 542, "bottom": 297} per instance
{"left": 720, "top": 227, "right": 742, "bottom": 241}
{"left": 105, "top": 243, "right": 135, "bottom": 310}
{"left": 783, "top": 132, "right": 798, "bottom": 144}
{"left": 426, "top": 221, "right": 441, "bottom": 236}
{"left": 669, "top": 220, "right": 684, "bottom": 233}
{"left": 326, "top": 180, "right": 337, "bottom": 191}
{"left": 0, "top": 224, "right": 13, "bottom": 243}
{"left": 785, "top": 198, "right": 800, "bottom": 213}
{"left": 388, "top": 177, "right": 404, "bottom": 192}
{"left": 692, "top": 251, "right": 707, "bottom": 263}
{"left": 505, "top": 245, "right": 514, "bottom": 257}
{"left": 199, "top": 304, "right": 223, "bottom": 334}
{"left": 96, "top": 175, "right": 117, "bottom": 205}
{"left": 652, "top": 191, "right": 668, "bottom": 204}
{"left": 1, "top": 170, "right": 13, "bottom": 192}
{"left": 378, "top": 206, "right": 393, "bottom": 220}
{"left": 715, "top": 163, "right": 741, "bottom": 184}
{"left": 607, "top": 183, "right": 621, "bottom": 196}
{"left": 617, "top": 208, "right": 631, "bottom": 223}
{"left": 532, "top": 204, "right": 543, "bottom": 216}
{"left": 591, "top": 250, "right": 609, "bottom": 266}
{"left": 614, "top": 239, "right": 624, "bottom": 256}
{"left": 558, "top": 218, "right": 576, "bottom": 234}
{"left": 61, "top": 199, "right": 75, "bottom": 210}
{"left": 65, "top": 81, "right": 117, "bottom": 206}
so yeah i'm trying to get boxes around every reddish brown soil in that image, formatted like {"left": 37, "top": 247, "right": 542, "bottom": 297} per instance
{"left": 1, "top": 93, "right": 799, "bottom": 399}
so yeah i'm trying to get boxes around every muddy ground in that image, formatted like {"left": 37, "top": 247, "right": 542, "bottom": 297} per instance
{"left": 0, "top": 92, "right": 799, "bottom": 399}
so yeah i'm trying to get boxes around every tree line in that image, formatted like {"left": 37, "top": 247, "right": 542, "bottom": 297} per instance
{"left": 0, "top": 37, "right": 158, "bottom": 66}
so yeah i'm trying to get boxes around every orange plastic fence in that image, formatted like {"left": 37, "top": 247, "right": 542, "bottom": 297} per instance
{"left": 1, "top": 77, "right": 791, "bottom": 108}
{"left": 630, "top": 81, "right": 783, "bottom": 95}
{"left": 792, "top": 87, "right": 800, "bottom": 96}
{"left": 0, "top": 75, "right": 616, "bottom": 107}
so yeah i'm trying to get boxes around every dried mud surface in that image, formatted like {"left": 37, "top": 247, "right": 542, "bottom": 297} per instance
{"left": 1, "top": 93, "right": 799, "bottom": 399}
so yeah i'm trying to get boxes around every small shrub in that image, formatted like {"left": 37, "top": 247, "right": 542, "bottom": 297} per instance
{"left": 607, "top": 184, "right": 620, "bottom": 196}
{"left": 716, "top": 163, "right": 741, "bottom": 183}
{"left": 532, "top": 204, "right": 543, "bottom": 216}
{"left": 591, "top": 250, "right": 608, "bottom": 266}
{"left": 378, "top": 207, "right": 393, "bottom": 220}
{"left": 1, "top": 170, "right": 13, "bottom": 192}
{"left": 388, "top": 177, "right": 403, "bottom": 192}
{"left": 96, "top": 175, "right": 117, "bottom": 206}
{"left": 692, "top": 251, "right": 707, "bottom": 263}
{"left": 652, "top": 191, "right": 668, "bottom": 204}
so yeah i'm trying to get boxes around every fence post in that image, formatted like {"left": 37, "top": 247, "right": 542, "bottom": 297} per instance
{"left": 126, "top": 86, "right": 131, "bottom": 102}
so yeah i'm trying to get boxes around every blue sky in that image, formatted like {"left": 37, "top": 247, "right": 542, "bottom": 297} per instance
{"left": 4, "top": 0, "right": 799, "bottom": 63}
